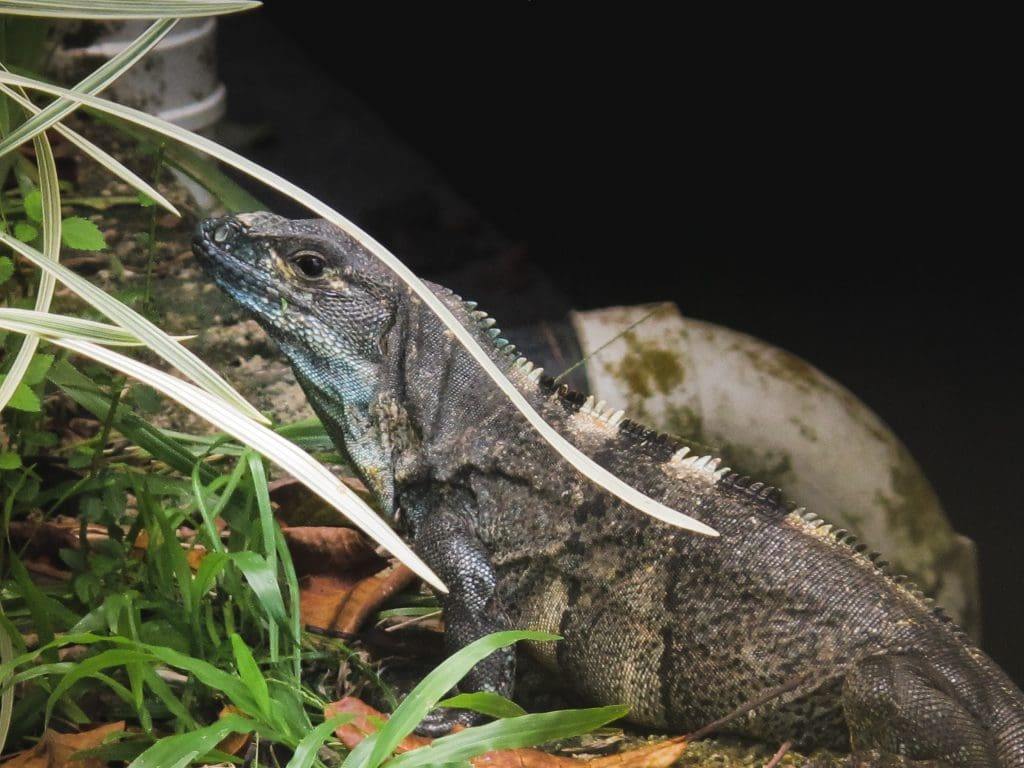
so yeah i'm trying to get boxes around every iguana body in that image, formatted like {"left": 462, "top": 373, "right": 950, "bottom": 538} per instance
{"left": 195, "top": 213, "right": 1024, "bottom": 767}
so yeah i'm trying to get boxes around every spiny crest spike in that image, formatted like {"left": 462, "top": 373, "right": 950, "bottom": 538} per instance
{"left": 528, "top": 367, "right": 544, "bottom": 382}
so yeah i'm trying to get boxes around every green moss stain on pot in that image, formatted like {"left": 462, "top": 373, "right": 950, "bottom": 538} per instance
{"left": 604, "top": 330, "right": 686, "bottom": 403}
{"left": 571, "top": 304, "right": 982, "bottom": 639}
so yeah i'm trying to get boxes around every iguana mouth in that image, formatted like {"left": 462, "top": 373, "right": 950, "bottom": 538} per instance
{"left": 193, "top": 216, "right": 282, "bottom": 303}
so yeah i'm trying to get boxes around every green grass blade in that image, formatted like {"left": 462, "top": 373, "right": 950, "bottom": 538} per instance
{"left": 29, "top": 335, "right": 445, "bottom": 592}
{"left": 0, "top": 0, "right": 260, "bottom": 19}
{"left": 0, "top": 19, "right": 175, "bottom": 158}
{"left": 0, "top": 116, "right": 60, "bottom": 412}
{"left": 436, "top": 691, "right": 527, "bottom": 719}
{"left": 0, "top": 233, "right": 270, "bottom": 424}
{"left": 286, "top": 714, "right": 352, "bottom": 768}
{"left": 229, "top": 551, "right": 288, "bottom": 636}
{"left": 0, "top": 70, "right": 719, "bottom": 537}
{"left": 0, "top": 82, "right": 179, "bottom": 216}
{"left": 229, "top": 633, "right": 270, "bottom": 719}
{"left": 272, "top": 524, "right": 302, "bottom": 681}
{"left": 126, "top": 713, "right": 257, "bottom": 768}
{"left": 245, "top": 451, "right": 281, "bottom": 655}
{"left": 0, "top": 604, "right": 14, "bottom": 756}
{"left": 43, "top": 648, "right": 154, "bottom": 722}
{"left": 385, "top": 705, "right": 629, "bottom": 768}
{"left": 344, "top": 631, "right": 559, "bottom": 768}
{"left": 45, "top": 358, "right": 217, "bottom": 482}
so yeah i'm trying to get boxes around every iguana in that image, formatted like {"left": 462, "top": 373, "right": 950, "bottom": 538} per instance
{"left": 194, "top": 213, "right": 1024, "bottom": 767}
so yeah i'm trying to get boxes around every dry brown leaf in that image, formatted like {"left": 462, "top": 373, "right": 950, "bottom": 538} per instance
{"left": 300, "top": 564, "right": 417, "bottom": 636}
{"left": 0, "top": 721, "right": 130, "bottom": 768}
{"left": 324, "top": 698, "right": 686, "bottom": 768}
{"left": 45, "top": 721, "right": 126, "bottom": 767}
{"left": 269, "top": 475, "right": 375, "bottom": 527}
{"left": 0, "top": 748, "right": 45, "bottom": 767}
{"left": 8, "top": 516, "right": 108, "bottom": 548}
{"left": 215, "top": 706, "right": 252, "bottom": 757}
{"left": 131, "top": 530, "right": 207, "bottom": 570}
{"left": 281, "top": 526, "right": 383, "bottom": 575}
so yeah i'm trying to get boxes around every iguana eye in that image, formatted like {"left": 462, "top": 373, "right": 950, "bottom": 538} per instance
{"left": 290, "top": 251, "right": 326, "bottom": 279}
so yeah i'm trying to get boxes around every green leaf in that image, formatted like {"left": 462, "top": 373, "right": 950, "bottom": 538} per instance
{"left": 60, "top": 216, "right": 107, "bottom": 251}
{"left": 229, "top": 551, "right": 289, "bottom": 634}
{"left": 13, "top": 221, "right": 37, "bottom": 242}
{"left": 127, "top": 714, "right": 257, "bottom": 768}
{"left": 22, "top": 189, "right": 42, "bottom": 222}
{"left": 285, "top": 715, "right": 352, "bottom": 768}
{"left": 343, "top": 631, "right": 559, "bottom": 768}
{"left": 229, "top": 633, "right": 270, "bottom": 718}
{"left": 386, "top": 706, "right": 629, "bottom": 768}
{"left": 0, "top": 256, "right": 13, "bottom": 285}
{"left": 0, "top": 376, "right": 40, "bottom": 412}
{"left": 437, "top": 691, "right": 527, "bottom": 719}
{"left": 137, "top": 191, "right": 155, "bottom": 207}
{"left": 0, "top": 453, "right": 21, "bottom": 470}
{"left": 22, "top": 353, "right": 53, "bottom": 385}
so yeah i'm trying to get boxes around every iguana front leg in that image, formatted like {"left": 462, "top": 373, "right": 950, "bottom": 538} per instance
{"left": 405, "top": 485, "right": 515, "bottom": 736}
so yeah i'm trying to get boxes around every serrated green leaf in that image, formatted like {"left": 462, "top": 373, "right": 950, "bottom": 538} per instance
{"left": 22, "top": 189, "right": 41, "bottom": 222}
{"left": 0, "top": 256, "right": 13, "bottom": 285}
{"left": 0, "top": 376, "right": 40, "bottom": 411}
{"left": 22, "top": 353, "right": 53, "bottom": 385}
{"left": 13, "top": 221, "right": 37, "bottom": 242}
{"left": 60, "top": 216, "right": 106, "bottom": 250}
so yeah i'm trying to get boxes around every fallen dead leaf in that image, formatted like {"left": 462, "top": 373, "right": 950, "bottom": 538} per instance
{"left": 45, "top": 721, "right": 126, "bottom": 767}
{"left": 269, "top": 475, "right": 375, "bottom": 527}
{"left": 281, "top": 526, "right": 383, "bottom": 575}
{"left": 1, "top": 721, "right": 126, "bottom": 768}
{"left": 325, "top": 698, "right": 687, "bottom": 768}
{"left": 302, "top": 564, "right": 418, "bottom": 636}
{"left": 215, "top": 706, "right": 252, "bottom": 757}
{"left": 131, "top": 530, "right": 207, "bottom": 570}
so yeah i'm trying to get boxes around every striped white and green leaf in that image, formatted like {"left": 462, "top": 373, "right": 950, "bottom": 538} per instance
{"left": 0, "top": 109, "right": 60, "bottom": 412}
{"left": 0, "top": 0, "right": 259, "bottom": 21}
{"left": 0, "top": 310, "right": 446, "bottom": 592}
{"left": 0, "top": 68, "right": 719, "bottom": 537}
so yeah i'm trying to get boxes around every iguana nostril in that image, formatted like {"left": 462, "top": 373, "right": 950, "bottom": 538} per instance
{"left": 213, "top": 223, "right": 233, "bottom": 243}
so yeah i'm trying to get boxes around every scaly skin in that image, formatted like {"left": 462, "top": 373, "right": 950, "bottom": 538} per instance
{"left": 194, "top": 213, "right": 1024, "bottom": 767}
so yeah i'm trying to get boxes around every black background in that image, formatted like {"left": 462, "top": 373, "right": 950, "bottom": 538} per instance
{"left": 218, "top": 9, "right": 1020, "bottom": 683}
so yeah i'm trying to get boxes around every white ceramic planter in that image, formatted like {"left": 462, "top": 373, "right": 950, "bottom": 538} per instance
{"left": 52, "top": 18, "right": 225, "bottom": 132}
{"left": 571, "top": 303, "right": 981, "bottom": 639}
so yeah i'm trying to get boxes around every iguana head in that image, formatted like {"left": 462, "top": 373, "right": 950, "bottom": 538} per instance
{"left": 193, "top": 213, "right": 399, "bottom": 397}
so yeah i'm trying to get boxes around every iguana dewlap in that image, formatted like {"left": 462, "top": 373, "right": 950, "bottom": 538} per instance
{"left": 194, "top": 213, "right": 1024, "bottom": 767}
